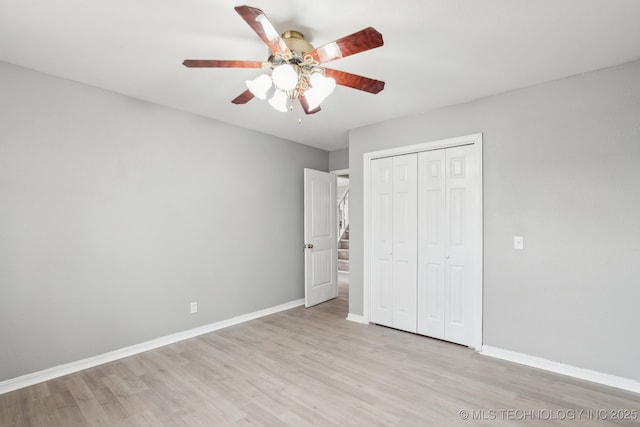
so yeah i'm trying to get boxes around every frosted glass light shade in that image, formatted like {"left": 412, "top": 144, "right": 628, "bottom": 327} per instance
{"left": 268, "top": 89, "right": 288, "bottom": 112}
{"left": 305, "top": 73, "right": 336, "bottom": 110}
{"left": 272, "top": 64, "right": 298, "bottom": 91}
{"left": 245, "top": 74, "right": 273, "bottom": 99}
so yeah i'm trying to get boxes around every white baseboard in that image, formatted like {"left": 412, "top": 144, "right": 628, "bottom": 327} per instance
{"left": 346, "top": 313, "right": 367, "bottom": 324}
{"left": 0, "top": 298, "right": 304, "bottom": 395}
{"left": 481, "top": 345, "right": 640, "bottom": 394}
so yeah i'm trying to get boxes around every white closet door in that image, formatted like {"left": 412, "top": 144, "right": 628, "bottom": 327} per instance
{"left": 370, "top": 157, "right": 394, "bottom": 327}
{"left": 418, "top": 144, "right": 478, "bottom": 346}
{"left": 391, "top": 154, "right": 417, "bottom": 332}
{"left": 443, "top": 144, "right": 478, "bottom": 346}
{"left": 368, "top": 135, "right": 482, "bottom": 348}
{"left": 417, "top": 150, "right": 446, "bottom": 338}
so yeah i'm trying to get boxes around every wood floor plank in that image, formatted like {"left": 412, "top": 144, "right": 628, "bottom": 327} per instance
{"left": 1, "top": 296, "right": 639, "bottom": 426}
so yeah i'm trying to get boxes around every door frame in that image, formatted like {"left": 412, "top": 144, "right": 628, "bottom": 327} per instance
{"left": 363, "top": 133, "right": 483, "bottom": 350}
{"left": 330, "top": 168, "right": 349, "bottom": 176}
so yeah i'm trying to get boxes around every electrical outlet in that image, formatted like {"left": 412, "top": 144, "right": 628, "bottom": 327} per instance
{"left": 190, "top": 301, "right": 198, "bottom": 314}
{"left": 514, "top": 236, "right": 524, "bottom": 250}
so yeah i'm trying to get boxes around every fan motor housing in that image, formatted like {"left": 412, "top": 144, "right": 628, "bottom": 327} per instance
{"left": 280, "top": 31, "right": 314, "bottom": 55}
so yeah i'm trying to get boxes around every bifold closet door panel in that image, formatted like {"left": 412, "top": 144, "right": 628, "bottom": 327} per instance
{"left": 370, "top": 154, "right": 418, "bottom": 331}
{"left": 370, "top": 157, "right": 394, "bottom": 327}
{"left": 417, "top": 144, "right": 478, "bottom": 346}
{"left": 417, "top": 150, "right": 446, "bottom": 339}
{"left": 391, "top": 154, "right": 417, "bottom": 332}
{"left": 443, "top": 144, "right": 478, "bottom": 346}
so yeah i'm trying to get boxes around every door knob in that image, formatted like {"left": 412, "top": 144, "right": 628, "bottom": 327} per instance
{"left": 305, "top": 243, "right": 314, "bottom": 249}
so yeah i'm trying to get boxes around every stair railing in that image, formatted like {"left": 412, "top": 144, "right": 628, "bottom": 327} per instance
{"left": 338, "top": 188, "right": 349, "bottom": 242}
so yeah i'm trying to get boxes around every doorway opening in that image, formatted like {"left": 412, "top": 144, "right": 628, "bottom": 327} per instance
{"left": 333, "top": 169, "right": 350, "bottom": 302}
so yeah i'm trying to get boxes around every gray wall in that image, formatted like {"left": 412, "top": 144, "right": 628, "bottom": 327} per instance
{"left": 348, "top": 59, "right": 640, "bottom": 382}
{"left": 0, "top": 62, "right": 328, "bottom": 381}
{"left": 329, "top": 148, "right": 349, "bottom": 172}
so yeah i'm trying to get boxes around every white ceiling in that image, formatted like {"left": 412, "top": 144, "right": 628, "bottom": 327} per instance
{"left": 2, "top": 1, "right": 640, "bottom": 151}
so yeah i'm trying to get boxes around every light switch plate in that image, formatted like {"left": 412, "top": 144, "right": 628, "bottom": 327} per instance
{"left": 514, "top": 236, "right": 524, "bottom": 250}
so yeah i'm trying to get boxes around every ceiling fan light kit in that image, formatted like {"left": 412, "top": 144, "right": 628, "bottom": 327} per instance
{"left": 271, "top": 63, "right": 299, "bottom": 91}
{"left": 183, "top": 5, "right": 385, "bottom": 115}
{"left": 305, "top": 72, "right": 336, "bottom": 110}
{"left": 245, "top": 74, "right": 272, "bottom": 100}
{"left": 268, "top": 89, "right": 289, "bottom": 112}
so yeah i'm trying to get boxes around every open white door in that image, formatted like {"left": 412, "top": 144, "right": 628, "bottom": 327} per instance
{"left": 304, "top": 168, "right": 337, "bottom": 307}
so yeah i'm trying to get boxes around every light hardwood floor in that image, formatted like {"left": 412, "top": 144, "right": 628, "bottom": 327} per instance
{"left": 1, "top": 294, "right": 638, "bottom": 426}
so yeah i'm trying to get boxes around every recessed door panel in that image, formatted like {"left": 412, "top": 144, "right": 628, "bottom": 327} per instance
{"left": 374, "top": 260, "right": 392, "bottom": 311}
{"left": 448, "top": 265, "right": 464, "bottom": 325}
{"left": 311, "top": 179, "right": 331, "bottom": 237}
{"left": 426, "top": 190, "right": 442, "bottom": 245}
{"left": 426, "top": 264, "right": 442, "bottom": 319}
{"left": 394, "top": 260, "right": 411, "bottom": 313}
{"left": 312, "top": 249, "right": 332, "bottom": 287}
{"left": 450, "top": 156, "right": 466, "bottom": 178}
{"left": 395, "top": 193, "right": 409, "bottom": 243}
{"left": 374, "top": 194, "right": 392, "bottom": 245}
{"left": 449, "top": 188, "right": 465, "bottom": 246}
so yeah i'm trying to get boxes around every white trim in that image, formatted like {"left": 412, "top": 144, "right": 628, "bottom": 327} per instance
{"left": 481, "top": 346, "right": 640, "bottom": 394}
{"left": 363, "top": 133, "right": 483, "bottom": 349}
{"left": 330, "top": 168, "right": 349, "bottom": 176}
{"left": 366, "top": 133, "right": 481, "bottom": 160}
{"left": 0, "top": 298, "right": 304, "bottom": 395}
{"left": 346, "top": 313, "right": 368, "bottom": 324}
{"left": 473, "top": 137, "right": 484, "bottom": 350}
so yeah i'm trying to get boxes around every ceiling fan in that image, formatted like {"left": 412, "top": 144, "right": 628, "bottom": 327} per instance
{"left": 183, "top": 5, "right": 385, "bottom": 114}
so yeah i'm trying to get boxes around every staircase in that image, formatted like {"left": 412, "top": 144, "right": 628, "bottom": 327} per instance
{"left": 338, "top": 226, "right": 349, "bottom": 272}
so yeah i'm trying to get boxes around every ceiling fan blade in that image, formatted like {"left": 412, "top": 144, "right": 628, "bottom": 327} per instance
{"left": 299, "top": 95, "right": 321, "bottom": 115}
{"left": 323, "top": 68, "right": 385, "bottom": 94}
{"left": 234, "top": 5, "right": 292, "bottom": 56}
{"left": 305, "top": 27, "right": 383, "bottom": 64}
{"left": 231, "top": 89, "right": 255, "bottom": 104}
{"left": 183, "top": 60, "right": 264, "bottom": 68}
